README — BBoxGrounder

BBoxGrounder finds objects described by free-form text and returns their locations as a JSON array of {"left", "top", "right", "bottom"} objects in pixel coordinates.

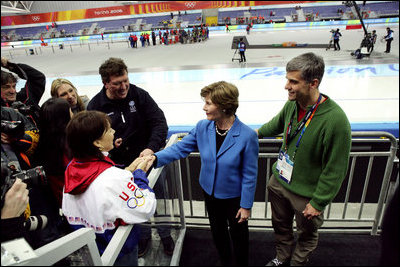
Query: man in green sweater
[{"left": 257, "top": 52, "right": 351, "bottom": 266}]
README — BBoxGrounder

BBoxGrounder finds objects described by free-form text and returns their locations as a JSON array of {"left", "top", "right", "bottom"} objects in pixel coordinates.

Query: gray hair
[{"left": 286, "top": 53, "right": 325, "bottom": 84}]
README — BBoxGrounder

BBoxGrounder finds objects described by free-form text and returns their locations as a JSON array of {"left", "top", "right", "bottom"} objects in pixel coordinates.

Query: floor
[{"left": 179, "top": 228, "right": 382, "bottom": 266}]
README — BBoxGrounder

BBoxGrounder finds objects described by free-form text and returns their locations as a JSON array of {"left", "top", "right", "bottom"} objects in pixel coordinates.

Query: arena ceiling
[{"left": 1, "top": 1, "right": 34, "bottom": 15}]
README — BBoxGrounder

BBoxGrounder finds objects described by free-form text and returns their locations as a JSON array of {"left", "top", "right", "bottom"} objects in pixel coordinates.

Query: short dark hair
[
  {"left": 200, "top": 81, "right": 239, "bottom": 116},
  {"left": 99, "top": 57, "right": 128, "bottom": 84},
  {"left": 66, "top": 110, "right": 111, "bottom": 159},
  {"left": 286, "top": 52, "right": 325, "bottom": 84},
  {"left": 1, "top": 70, "right": 17, "bottom": 86}
]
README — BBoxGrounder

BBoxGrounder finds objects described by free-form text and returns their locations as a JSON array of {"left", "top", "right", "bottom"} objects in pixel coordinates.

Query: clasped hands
[{"left": 124, "top": 148, "right": 156, "bottom": 173}]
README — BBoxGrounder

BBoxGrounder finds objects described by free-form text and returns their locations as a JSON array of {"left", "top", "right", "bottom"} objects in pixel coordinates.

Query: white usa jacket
[{"left": 62, "top": 156, "right": 156, "bottom": 257}]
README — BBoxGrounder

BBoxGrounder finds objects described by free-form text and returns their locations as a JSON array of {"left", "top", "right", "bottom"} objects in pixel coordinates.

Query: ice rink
[{"left": 2, "top": 23, "right": 399, "bottom": 136}]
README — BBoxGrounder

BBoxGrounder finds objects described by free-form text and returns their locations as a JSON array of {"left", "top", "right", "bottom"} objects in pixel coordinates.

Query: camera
[
  {"left": 10, "top": 101, "right": 34, "bottom": 116},
  {"left": 1, "top": 120, "right": 25, "bottom": 140},
  {"left": 1, "top": 162, "right": 47, "bottom": 206},
  {"left": 1, "top": 162, "right": 48, "bottom": 231}
]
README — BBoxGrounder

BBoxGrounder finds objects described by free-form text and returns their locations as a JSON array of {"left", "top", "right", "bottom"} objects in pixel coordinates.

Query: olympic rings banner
[{"left": 1, "top": 1, "right": 311, "bottom": 26}]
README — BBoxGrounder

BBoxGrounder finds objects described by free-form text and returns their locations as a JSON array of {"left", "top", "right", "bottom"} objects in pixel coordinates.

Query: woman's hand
[
  {"left": 125, "top": 156, "right": 154, "bottom": 173},
  {"left": 236, "top": 207, "right": 250, "bottom": 223}
]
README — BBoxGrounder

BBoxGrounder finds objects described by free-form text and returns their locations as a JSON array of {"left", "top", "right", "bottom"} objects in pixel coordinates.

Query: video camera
[{"left": 351, "top": 32, "right": 373, "bottom": 59}]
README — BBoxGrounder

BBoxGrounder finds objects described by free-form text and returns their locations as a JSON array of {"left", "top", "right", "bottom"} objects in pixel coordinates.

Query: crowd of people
[
  {"left": 0, "top": 51, "right": 397, "bottom": 267},
  {"left": 128, "top": 25, "right": 209, "bottom": 48}
]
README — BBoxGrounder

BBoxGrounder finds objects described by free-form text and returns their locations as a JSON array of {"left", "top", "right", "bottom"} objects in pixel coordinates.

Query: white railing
[{"left": 1, "top": 133, "right": 187, "bottom": 266}]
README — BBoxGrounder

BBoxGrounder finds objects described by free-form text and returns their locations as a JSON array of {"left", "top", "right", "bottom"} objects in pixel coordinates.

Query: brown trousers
[{"left": 267, "top": 175, "right": 324, "bottom": 266}]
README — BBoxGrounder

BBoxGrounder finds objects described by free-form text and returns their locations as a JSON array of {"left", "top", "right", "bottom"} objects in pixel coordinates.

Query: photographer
[
  {"left": 1, "top": 57, "right": 46, "bottom": 127},
  {"left": 1, "top": 106, "right": 39, "bottom": 165},
  {"left": 2, "top": 105, "right": 38, "bottom": 158},
  {"left": 2, "top": 107, "right": 60, "bottom": 249},
  {"left": 1, "top": 160, "right": 50, "bottom": 246},
  {"left": 1, "top": 177, "right": 29, "bottom": 242}
]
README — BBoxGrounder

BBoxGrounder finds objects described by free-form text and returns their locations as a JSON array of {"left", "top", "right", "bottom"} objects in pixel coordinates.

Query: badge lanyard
[{"left": 284, "top": 94, "right": 322, "bottom": 160}]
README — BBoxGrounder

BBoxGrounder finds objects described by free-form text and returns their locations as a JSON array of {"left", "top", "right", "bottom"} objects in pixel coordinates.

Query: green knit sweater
[{"left": 258, "top": 94, "right": 351, "bottom": 211}]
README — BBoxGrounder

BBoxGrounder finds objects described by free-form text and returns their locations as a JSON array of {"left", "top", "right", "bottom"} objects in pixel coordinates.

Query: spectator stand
[{"left": 1, "top": 2, "right": 398, "bottom": 44}]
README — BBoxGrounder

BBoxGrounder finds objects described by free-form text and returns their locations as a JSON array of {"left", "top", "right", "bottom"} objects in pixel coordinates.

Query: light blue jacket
[{"left": 154, "top": 117, "right": 259, "bottom": 209}]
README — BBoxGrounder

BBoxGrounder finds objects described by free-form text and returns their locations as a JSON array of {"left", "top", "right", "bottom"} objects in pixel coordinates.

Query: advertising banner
[{"left": 1, "top": 1, "right": 311, "bottom": 26}]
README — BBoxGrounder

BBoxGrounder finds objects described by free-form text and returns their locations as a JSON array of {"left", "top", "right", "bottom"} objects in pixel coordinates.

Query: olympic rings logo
[
  {"left": 126, "top": 189, "right": 146, "bottom": 209},
  {"left": 185, "top": 2, "right": 196, "bottom": 8},
  {"left": 127, "top": 196, "right": 145, "bottom": 209},
  {"left": 32, "top": 16, "right": 40, "bottom": 22}
]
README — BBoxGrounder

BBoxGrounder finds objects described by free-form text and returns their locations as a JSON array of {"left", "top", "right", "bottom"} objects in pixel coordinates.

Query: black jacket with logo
[
  {"left": 1, "top": 62, "right": 46, "bottom": 127},
  {"left": 87, "top": 84, "right": 168, "bottom": 166}
]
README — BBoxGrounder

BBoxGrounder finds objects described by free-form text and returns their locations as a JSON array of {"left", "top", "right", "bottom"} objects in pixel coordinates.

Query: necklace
[
  {"left": 215, "top": 117, "right": 235, "bottom": 136},
  {"left": 215, "top": 124, "right": 231, "bottom": 136}
]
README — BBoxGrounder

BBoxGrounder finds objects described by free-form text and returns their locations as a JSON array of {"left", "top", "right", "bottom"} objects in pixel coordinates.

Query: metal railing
[
  {"left": 2, "top": 39, "right": 131, "bottom": 59},
  {"left": 179, "top": 131, "right": 398, "bottom": 235}
]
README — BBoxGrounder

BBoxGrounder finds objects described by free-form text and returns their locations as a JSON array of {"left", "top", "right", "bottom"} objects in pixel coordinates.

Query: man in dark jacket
[
  {"left": 87, "top": 57, "right": 174, "bottom": 257},
  {"left": 333, "top": 28, "right": 342, "bottom": 51},
  {"left": 384, "top": 27, "right": 394, "bottom": 53},
  {"left": 238, "top": 38, "right": 247, "bottom": 63},
  {"left": 87, "top": 57, "right": 168, "bottom": 166},
  {"left": 1, "top": 57, "right": 46, "bottom": 127},
  {"left": 151, "top": 30, "right": 157, "bottom": 46}
]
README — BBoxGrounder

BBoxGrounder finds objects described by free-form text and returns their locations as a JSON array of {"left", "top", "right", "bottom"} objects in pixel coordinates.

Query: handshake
[{"left": 125, "top": 154, "right": 156, "bottom": 173}]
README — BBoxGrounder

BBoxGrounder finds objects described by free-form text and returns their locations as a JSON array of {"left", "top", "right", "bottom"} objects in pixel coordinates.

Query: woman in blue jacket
[{"left": 147, "top": 81, "right": 259, "bottom": 266}]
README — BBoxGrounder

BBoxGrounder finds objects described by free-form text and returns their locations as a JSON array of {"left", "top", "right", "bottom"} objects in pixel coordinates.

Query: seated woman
[
  {"left": 62, "top": 110, "right": 156, "bottom": 266},
  {"left": 50, "top": 78, "right": 89, "bottom": 113}
]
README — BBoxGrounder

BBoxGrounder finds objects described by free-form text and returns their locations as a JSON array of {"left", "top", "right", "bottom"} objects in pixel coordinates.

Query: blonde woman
[{"left": 50, "top": 78, "right": 89, "bottom": 113}]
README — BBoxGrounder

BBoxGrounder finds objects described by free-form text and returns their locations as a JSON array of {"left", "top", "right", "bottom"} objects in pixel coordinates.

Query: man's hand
[
  {"left": 114, "top": 138, "right": 122, "bottom": 148},
  {"left": 139, "top": 148, "right": 154, "bottom": 157},
  {"left": 302, "top": 203, "right": 322, "bottom": 220},
  {"left": 1, "top": 179, "right": 29, "bottom": 219}
]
